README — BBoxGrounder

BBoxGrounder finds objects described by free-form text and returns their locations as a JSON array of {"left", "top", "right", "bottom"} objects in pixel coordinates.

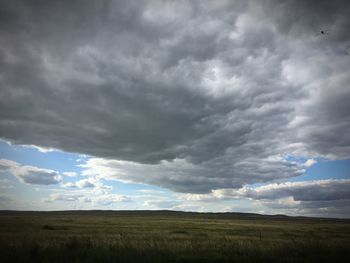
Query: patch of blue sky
[
  {"left": 283, "top": 154, "right": 349, "bottom": 181},
  {"left": 4, "top": 140, "right": 347, "bottom": 202},
  {"left": 294, "top": 159, "right": 350, "bottom": 181},
  {"left": 0, "top": 140, "right": 171, "bottom": 197},
  {"left": 281, "top": 154, "right": 349, "bottom": 181},
  {"left": 0, "top": 140, "right": 81, "bottom": 174},
  {"left": 243, "top": 156, "right": 350, "bottom": 188}
]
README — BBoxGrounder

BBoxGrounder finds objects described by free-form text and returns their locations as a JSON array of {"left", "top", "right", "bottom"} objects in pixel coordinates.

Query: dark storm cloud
[{"left": 0, "top": 1, "right": 349, "bottom": 192}]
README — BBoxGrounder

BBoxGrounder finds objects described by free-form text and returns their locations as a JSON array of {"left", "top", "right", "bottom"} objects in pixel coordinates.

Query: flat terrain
[{"left": 0, "top": 210, "right": 349, "bottom": 262}]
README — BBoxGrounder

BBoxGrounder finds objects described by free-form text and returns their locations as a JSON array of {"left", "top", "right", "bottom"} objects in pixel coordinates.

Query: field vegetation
[{"left": 0, "top": 210, "right": 349, "bottom": 262}]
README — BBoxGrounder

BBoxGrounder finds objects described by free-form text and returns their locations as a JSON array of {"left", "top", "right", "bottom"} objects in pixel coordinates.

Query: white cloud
[
  {"left": 63, "top": 178, "right": 96, "bottom": 189},
  {"left": 63, "top": 172, "right": 77, "bottom": 177},
  {"left": 27, "top": 145, "right": 57, "bottom": 153},
  {"left": 61, "top": 177, "right": 113, "bottom": 196},
  {"left": 304, "top": 159, "right": 317, "bottom": 167}
]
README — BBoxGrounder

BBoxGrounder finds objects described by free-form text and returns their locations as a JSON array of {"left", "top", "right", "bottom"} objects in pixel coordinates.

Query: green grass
[{"left": 0, "top": 211, "right": 349, "bottom": 262}]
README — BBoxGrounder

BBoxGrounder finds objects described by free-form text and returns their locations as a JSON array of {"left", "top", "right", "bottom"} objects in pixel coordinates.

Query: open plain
[{"left": 0, "top": 211, "right": 349, "bottom": 263}]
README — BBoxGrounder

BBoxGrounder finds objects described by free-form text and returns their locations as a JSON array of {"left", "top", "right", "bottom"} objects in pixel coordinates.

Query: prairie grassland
[{"left": 0, "top": 211, "right": 349, "bottom": 262}]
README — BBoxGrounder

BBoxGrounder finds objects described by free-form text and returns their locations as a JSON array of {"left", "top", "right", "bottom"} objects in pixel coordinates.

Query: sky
[{"left": 0, "top": 0, "right": 349, "bottom": 218}]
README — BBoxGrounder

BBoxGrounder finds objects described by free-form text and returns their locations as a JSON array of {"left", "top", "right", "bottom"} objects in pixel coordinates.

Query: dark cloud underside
[{"left": 0, "top": 0, "right": 349, "bottom": 192}]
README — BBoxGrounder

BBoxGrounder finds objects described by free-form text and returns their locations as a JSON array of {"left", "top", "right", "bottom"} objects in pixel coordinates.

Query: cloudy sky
[{"left": 0, "top": 0, "right": 349, "bottom": 218}]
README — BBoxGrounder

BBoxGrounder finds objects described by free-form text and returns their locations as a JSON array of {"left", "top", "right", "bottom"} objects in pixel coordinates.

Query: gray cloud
[
  {"left": 256, "top": 198, "right": 350, "bottom": 218},
  {"left": 49, "top": 193, "right": 85, "bottom": 202},
  {"left": 0, "top": 1, "right": 349, "bottom": 193},
  {"left": 80, "top": 157, "right": 305, "bottom": 193},
  {"left": 185, "top": 179, "right": 350, "bottom": 201},
  {"left": 183, "top": 179, "right": 350, "bottom": 217},
  {"left": 252, "top": 179, "right": 350, "bottom": 217},
  {"left": 244, "top": 179, "right": 350, "bottom": 201},
  {"left": 0, "top": 159, "right": 61, "bottom": 185}
]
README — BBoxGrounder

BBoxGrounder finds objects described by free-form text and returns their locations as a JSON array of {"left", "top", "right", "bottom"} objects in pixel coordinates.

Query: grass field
[{"left": 0, "top": 210, "right": 349, "bottom": 262}]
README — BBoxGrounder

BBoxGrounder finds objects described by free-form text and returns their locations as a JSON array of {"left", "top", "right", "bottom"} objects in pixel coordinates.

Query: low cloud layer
[
  {"left": 46, "top": 193, "right": 132, "bottom": 206},
  {"left": 79, "top": 157, "right": 306, "bottom": 193},
  {"left": 0, "top": 159, "right": 61, "bottom": 185},
  {"left": 243, "top": 179, "right": 350, "bottom": 201},
  {"left": 184, "top": 179, "right": 350, "bottom": 202},
  {"left": 0, "top": 1, "right": 349, "bottom": 193},
  {"left": 183, "top": 179, "right": 350, "bottom": 217}
]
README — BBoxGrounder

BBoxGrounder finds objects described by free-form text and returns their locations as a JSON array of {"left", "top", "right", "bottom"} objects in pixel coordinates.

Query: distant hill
[{"left": 0, "top": 210, "right": 349, "bottom": 222}]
